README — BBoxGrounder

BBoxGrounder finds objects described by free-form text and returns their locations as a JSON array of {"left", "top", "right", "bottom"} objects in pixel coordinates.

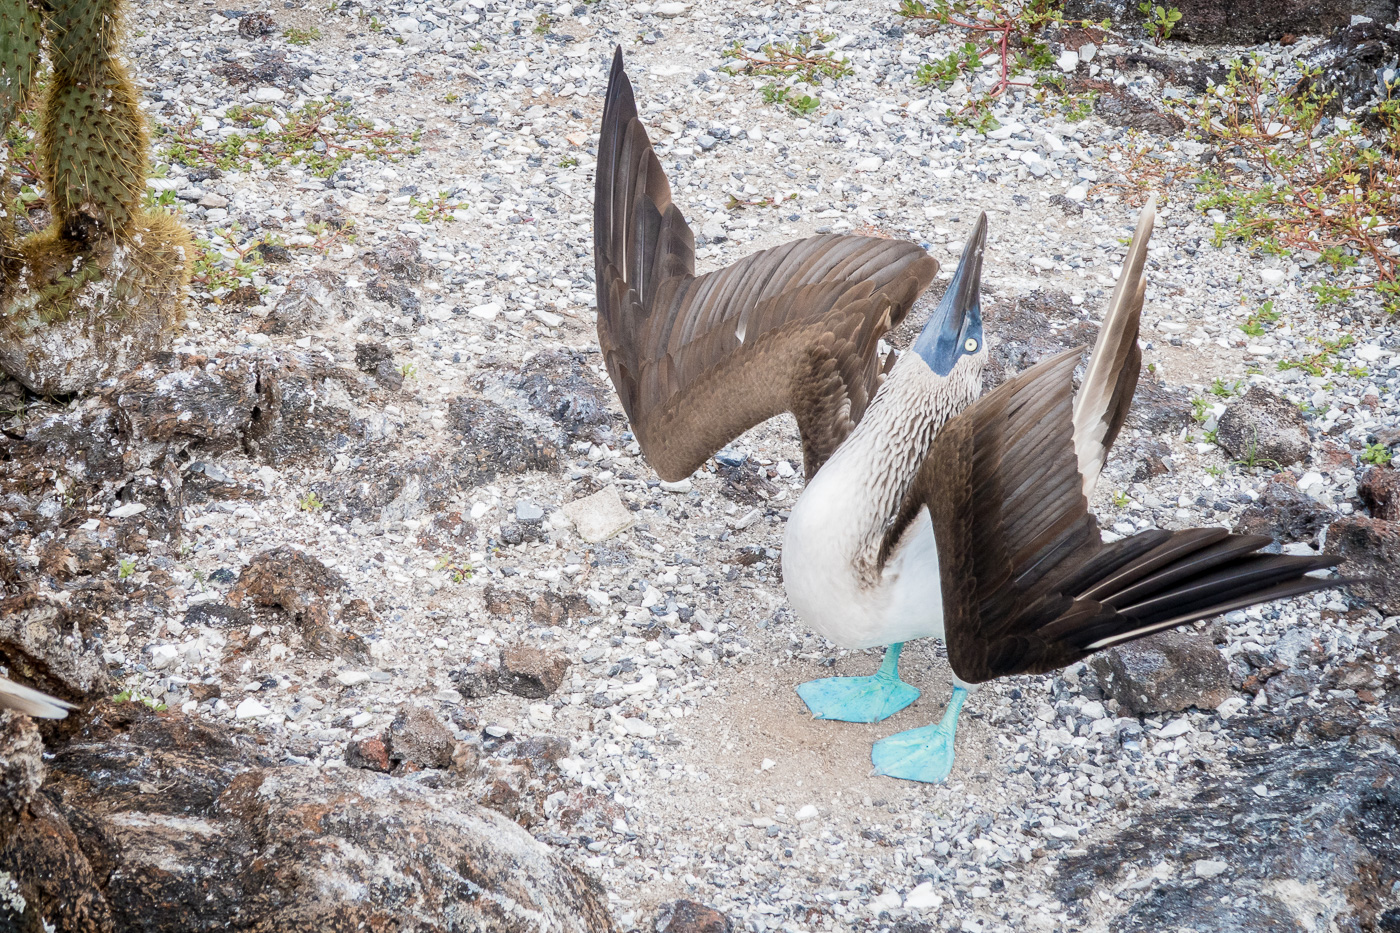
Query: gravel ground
[{"left": 55, "top": 0, "right": 1400, "bottom": 929}]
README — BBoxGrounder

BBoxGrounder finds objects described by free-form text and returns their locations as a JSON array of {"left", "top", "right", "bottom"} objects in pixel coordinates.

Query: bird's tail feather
[{"left": 1038, "top": 528, "right": 1345, "bottom": 652}]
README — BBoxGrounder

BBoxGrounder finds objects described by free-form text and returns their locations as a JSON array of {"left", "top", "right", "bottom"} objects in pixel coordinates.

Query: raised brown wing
[
  {"left": 594, "top": 48, "right": 937, "bottom": 481},
  {"left": 1072, "top": 198, "right": 1153, "bottom": 498},
  {"left": 925, "top": 348, "right": 1345, "bottom": 684}
]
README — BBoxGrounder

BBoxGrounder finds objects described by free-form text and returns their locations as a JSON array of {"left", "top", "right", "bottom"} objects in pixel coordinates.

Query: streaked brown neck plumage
[{"left": 808, "top": 349, "right": 984, "bottom": 585}]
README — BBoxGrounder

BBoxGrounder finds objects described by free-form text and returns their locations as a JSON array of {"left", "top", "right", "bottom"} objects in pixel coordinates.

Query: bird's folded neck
[{"left": 812, "top": 353, "right": 980, "bottom": 579}]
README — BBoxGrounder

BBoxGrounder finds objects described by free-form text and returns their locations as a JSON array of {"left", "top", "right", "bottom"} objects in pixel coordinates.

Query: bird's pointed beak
[{"left": 913, "top": 212, "right": 986, "bottom": 376}]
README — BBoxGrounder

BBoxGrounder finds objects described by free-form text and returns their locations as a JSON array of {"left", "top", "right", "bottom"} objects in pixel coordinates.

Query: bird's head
[{"left": 910, "top": 212, "right": 986, "bottom": 405}]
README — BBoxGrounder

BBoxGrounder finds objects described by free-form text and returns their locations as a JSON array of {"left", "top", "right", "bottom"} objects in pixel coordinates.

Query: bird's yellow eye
[{"left": 964, "top": 338, "right": 978, "bottom": 352}]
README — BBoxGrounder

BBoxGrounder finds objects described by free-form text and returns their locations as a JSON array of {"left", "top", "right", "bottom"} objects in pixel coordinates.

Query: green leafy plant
[
  {"left": 1209, "top": 377, "right": 1242, "bottom": 397},
  {"left": 558, "top": 154, "right": 579, "bottom": 168},
  {"left": 1112, "top": 490, "right": 1130, "bottom": 508},
  {"left": 1189, "top": 57, "right": 1400, "bottom": 314},
  {"left": 1362, "top": 443, "right": 1393, "bottom": 466},
  {"left": 1137, "top": 2, "right": 1182, "bottom": 40},
  {"left": 399, "top": 362, "right": 417, "bottom": 379},
  {"left": 1278, "top": 335, "right": 1358, "bottom": 377},
  {"left": 432, "top": 554, "right": 474, "bottom": 583},
  {"left": 283, "top": 26, "right": 320, "bottom": 45},
  {"left": 723, "top": 31, "right": 852, "bottom": 84},
  {"left": 1204, "top": 464, "right": 1225, "bottom": 477},
  {"left": 760, "top": 83, "right": 821, "bottom": 116},
  {"left": 1239, "top": 299, "right": 1280, "bottom": 337},
  {"left": 158, "top": 99, "right": 420, "bottom": 180},
  {"left": 117, "top": 557, "right": 136, "bottom": 580},
  {"left": 533, "top": 11, "right": 552, "bottom": 35},
  {"left": 112, "top": 688, "right": 166, "bottom": 711},
  {"left": 298, "top": 491, "right": 324, "bottom": 512},
  {"left": 410, "top": 190, "right": 463, "bottom": 224},
  {"left": 898, "top": 0, "right": 1103, "bottom": 119}
]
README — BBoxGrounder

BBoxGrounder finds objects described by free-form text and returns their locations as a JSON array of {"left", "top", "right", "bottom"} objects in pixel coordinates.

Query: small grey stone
[{"left": 516, "top": 501, "right": 545, "bottom": 524}]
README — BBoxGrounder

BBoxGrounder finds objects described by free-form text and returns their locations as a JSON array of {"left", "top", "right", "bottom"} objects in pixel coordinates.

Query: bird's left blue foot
[
  {"left": 796, "top": 644, "right": 918, "bottom": 724},
  {"left": 871, "top": 686, "right": 967, "bottom": 784}
]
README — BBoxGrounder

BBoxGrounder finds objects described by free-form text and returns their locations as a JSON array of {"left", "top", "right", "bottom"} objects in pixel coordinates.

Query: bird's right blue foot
[{"left": 796, "top": 643, "right": 919, "bottom": 724}]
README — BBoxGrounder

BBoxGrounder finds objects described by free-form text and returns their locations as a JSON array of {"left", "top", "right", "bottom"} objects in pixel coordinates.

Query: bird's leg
[
  {"left": 795, "top": 643, "right": 920, "bottom": 724},
  {"left": 870, "top": 684, "right": 969, "bottom": 784}
]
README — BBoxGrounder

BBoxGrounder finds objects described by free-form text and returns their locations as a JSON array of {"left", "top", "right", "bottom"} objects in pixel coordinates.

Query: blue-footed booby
[
  {"left": 594, "top": 48, "right": 1347, "bottom": 783},
  {"left": 0, "top": 675, "right": 74, "bottom": 718}
]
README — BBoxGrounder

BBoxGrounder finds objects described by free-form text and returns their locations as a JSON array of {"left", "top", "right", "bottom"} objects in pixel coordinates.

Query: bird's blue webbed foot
[
  {"left": 796, "top": 643, "right": 919, "bottom": 724},
  {"left": 871, "top": 685, "right": 968, "bottom": 784}
]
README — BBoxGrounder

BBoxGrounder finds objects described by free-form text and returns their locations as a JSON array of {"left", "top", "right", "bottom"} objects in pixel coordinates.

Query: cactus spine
[{"left": 0, "top": 0, "right": 191, "bottom": 394}]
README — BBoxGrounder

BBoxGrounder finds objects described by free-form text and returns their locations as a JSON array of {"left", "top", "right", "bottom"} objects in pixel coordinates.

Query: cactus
[{"left": 0, "top": 0, "right": 190, "bottom": 394}]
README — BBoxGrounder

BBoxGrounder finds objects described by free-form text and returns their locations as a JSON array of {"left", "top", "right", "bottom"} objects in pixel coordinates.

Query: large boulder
[
  {"left": 1233, "top": 474, "right": 1336, "bottom": 546},
  {"left": 1088, "top": 631, "right": 1231, "bottom": 716},
  {"left": 1216, "top": 386, "right": 1311, "bottom": 468},
  {"left": 1063, "top": 0, "right": 1400, "bottom": 44},
  {"left": 1056, "top": 708, "right": 1400, "bottom": 932},
  {"left": 0, "top": 704, "right": 616, "bottom": 932}
]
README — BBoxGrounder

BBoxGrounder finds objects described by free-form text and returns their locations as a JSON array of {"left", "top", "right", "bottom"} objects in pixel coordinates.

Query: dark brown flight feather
[
  {"left": 924, "top": 348, "right": 1346, "bottom": 684},
  {"left": 594, "top": 48, "right": 938, "bottom": 481}
]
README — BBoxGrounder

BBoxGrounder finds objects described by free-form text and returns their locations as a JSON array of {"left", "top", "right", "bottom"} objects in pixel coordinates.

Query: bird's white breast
[{"left": 782, "top": 455, "right": 945, "bottom": 651}]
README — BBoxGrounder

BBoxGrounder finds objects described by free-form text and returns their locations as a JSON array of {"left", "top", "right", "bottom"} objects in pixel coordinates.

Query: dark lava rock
[
  {"left": 1359, "top": 465, "right": 1400, "bottom": 521},
  {"left": 655, "top": 899, "right": 733, "bottom": 933},
  {"left": 451, "top": 659, "right": 501, "bottom": 699},
  {"left": 980, "top": 289, "right": 1094, "bottom": 390},
  {"left": 1233, "top": 474, "right": 1336, "bottom": 546},
  {"left": 1120, "top": 437, "right": 1172, "bottom": 483},
  {"left": 113, "top": 354, "right": 260, "bottom": 454},
  {"left": 500, "top": 646, "right": 570, "bottom": 699},
  {"left": 213, "top": 50, "right": 311, "bottom": 90},
  {"left": 1265, "top": 668, "right": 1318, "bottom": 704},
  {"left": 312, "top": 456, "right": 461, "bottom": 524},
  {"left": 1216, "top": 386, "right": 1310, "bottom": 467},
  {"left": 1064, "top": 0, "right": 1398, "bottom": 44},
  {"left": 1056, "top": 714, "right": 1400, "bottom": 932},
  {"left": 1125, "top": 380, "right": 1194, "bottom": 434},
  {"left": 0, "top": 704, "right": 616, "bottom": 931},
  {"left": 447, "top": 397, "right": 565, "bottom": 483},
  {"left": 484, "top": 586, "right": 591, "bottom": 626},
  {"left": 1088, "top": 631, "right": 1230, "bottom": 716},
  {"left": 237, "top": 10, "right": 275, "bottom": 37},
  {"left": 0, "top": 593, "right": 110, "bottom": 708},
  {"left": 244, "top": 351, "right": 369, "bottom": 468},
  {"left": 1297, "top": 21, "right": 1400, "bottom": 113},
  {"left": 228, "top": 547, "right": 372, "bottom": 660},
  {"left": 387, "top": 706, "right": 454, "bottom": 771},
  {"left": 0, "top": 712, "right": 43, "bottom": 845},
  {"left": 515, "top": 350, "right": 615, "bottom": 439},
  {"left": 345, "top": 735, "right": 391, "bottom": 772},
  {"left": 365, "top": 277, "right": 421, "bottom": 315},
  {"left": 354, "top": 341, "right": 404, "bottom": 390},
  {"left": 1048, "top": 193, "right": 1084, "bottom": 216},
  {"left": 364, "top": 235, "right": 426, "bottom": 283},
  {"left": 259, "top": 271, "right": 355, "bottom": 337},
  {"left": 1324, "top": 516, "right": 1400, "bottom": 615},
  {"left": 1084, "top": 78, "right": 1185, "bottom": 135}
]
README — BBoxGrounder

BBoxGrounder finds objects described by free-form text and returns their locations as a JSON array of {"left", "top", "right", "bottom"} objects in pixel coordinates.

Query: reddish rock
[
  {"left": 655, "top": 900, "right": 733, "bottom": 933},
  {"left": 1359, "top": 466, "right": 1400, "bottom": 521},
  {"left": 229, "top": 547, "right": 371, "bottom": 661},
  {"left": 500, "top": 646, "right": 570, "bottom": 699},
  {"left": 345, "top": 736, "right": 391, "bottom": 772},
  {"left": 3, "top": 704, "right": 615, "bottom": 931},
  {"left": 1325, "top": 516, "right": 1400, "bottom": 616}
]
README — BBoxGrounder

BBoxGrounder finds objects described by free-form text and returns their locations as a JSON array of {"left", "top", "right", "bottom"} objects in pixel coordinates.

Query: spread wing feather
[
  {"left": 1072, "top": 199, "right": 1154, "bottom": 499},
  {"left": 923, "top": 349, "right": 1346, "bottom": 683},
  {"left": 595, "top": 48, "right": 938, "bottom": 481},
  {"left": 0, "top": 675, "right": 74, "bottom": 719}
]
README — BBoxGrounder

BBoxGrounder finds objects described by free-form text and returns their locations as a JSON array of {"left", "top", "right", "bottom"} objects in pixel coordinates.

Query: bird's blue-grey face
[{"left": 912, "top": 212, "right": 986, "bottom": 377}]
